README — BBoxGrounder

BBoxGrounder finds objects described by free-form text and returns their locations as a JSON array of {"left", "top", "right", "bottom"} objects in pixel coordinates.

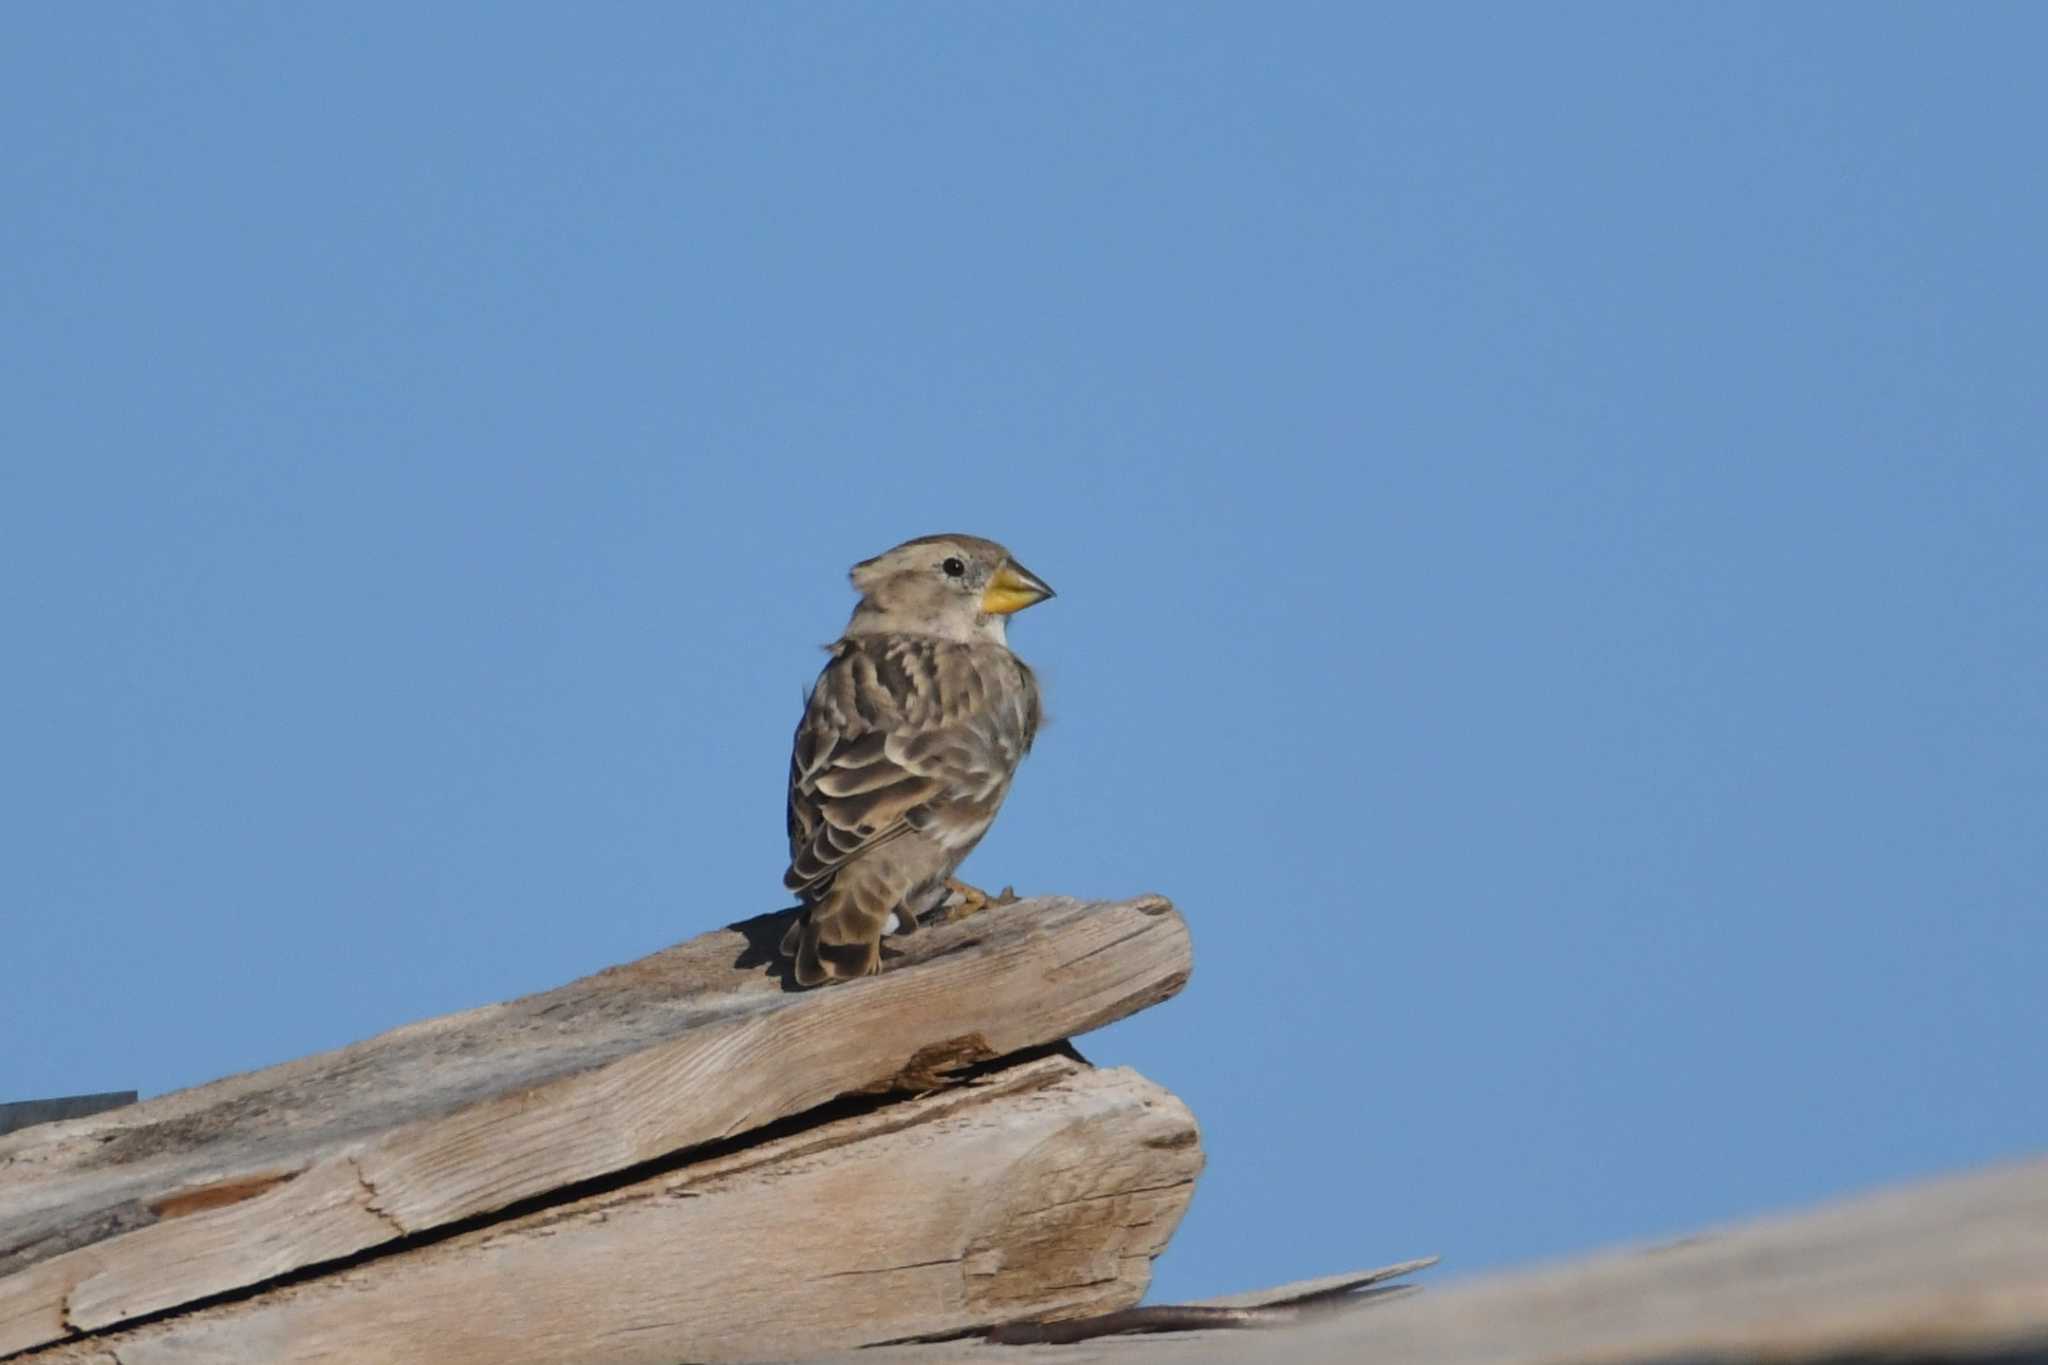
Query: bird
[{"left": 779, "top": 533, "right": 1055, "bottom": 986}]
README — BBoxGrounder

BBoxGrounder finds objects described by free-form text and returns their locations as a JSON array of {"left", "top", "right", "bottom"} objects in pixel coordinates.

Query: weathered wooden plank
[
  {"left": 0, "top": 894, "right": 1191, "bottom": 1356},
  {"left": 22, "top": 1056, "right": 1202, "bottom": 1365},
  {"left": 839, "top": 1156, "right": 2048, "bottom": 1365},
  {"left": 0, "top": 1098, "right": 136, "bottom": 1141}
]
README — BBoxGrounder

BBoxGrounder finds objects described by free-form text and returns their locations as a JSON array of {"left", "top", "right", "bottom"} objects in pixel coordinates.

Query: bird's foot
[{"left": 938, "top": 878, "right": 1020, "bottom": 923}]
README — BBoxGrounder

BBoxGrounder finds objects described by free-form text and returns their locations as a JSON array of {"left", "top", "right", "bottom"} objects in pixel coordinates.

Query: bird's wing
[{"left": 783, "top": 639, "right": 1034, "bottom": 895}]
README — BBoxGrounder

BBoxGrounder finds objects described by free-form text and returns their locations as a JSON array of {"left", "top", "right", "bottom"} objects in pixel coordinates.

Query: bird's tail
[{"left": 781, "top": 882, "right": 893, "bottom": 986}]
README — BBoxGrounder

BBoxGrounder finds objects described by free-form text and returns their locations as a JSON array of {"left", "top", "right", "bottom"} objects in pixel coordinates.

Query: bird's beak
[{"left": 980, "top": 561, "right": 1056, "bottom": 616}]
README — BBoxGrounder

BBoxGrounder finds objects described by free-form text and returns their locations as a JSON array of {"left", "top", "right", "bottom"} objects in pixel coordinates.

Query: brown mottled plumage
[{"left": 780, "top": 534, "right": 1053, "bottom": 986}]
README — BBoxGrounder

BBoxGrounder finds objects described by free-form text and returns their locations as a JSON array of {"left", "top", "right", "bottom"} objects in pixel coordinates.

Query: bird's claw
[{"left": 939, "top": 878, "right": 1020, "bottom": 922}]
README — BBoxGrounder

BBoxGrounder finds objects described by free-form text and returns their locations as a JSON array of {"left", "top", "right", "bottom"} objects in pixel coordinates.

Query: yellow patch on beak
[{"left": 980, "top": 561, "right": 1055, "bottom": 615}]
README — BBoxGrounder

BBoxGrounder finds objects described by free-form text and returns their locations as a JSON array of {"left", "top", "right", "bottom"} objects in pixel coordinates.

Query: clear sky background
[{"left": 5, "top": 3, "right": 2043, "bottom": 1303}]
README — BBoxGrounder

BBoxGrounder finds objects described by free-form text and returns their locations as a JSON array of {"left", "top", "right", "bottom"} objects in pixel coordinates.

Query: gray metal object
[{"left": 0, "top": 1091, "right": 137, "bottom": 1137}]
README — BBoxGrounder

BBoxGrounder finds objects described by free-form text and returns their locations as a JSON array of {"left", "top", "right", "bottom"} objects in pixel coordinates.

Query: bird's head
[{"left": 844, "top": 534, "right": 1055, "bottom": 643}]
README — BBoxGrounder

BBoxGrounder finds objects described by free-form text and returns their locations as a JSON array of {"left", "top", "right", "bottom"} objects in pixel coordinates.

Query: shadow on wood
[{"left": 726, "top": 904, "right": 803, "bottom": 988}]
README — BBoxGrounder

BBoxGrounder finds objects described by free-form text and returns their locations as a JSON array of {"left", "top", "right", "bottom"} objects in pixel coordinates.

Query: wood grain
[
  {"left": 0, "top": 894, "right": 1190, "bottom": 1356},
  {"left": 21, "top": 1057, "right": 1201, "bottom": 1365},
  {"left": 841, "top": 1156, "right": 2048, "bottom": 1365}
]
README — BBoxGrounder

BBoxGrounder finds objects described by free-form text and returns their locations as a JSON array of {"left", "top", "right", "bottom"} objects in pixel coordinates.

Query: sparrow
[{"left": 779, "top": 534, "right": 1055, "bottom": 986}]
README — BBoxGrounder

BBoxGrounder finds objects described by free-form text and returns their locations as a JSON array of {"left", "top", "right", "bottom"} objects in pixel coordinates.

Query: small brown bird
[{"left": 780, "top": 534, "right": 1055, "bottom": 986}]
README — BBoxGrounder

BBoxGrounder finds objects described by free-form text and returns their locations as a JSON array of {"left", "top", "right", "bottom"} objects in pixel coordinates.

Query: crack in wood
[
  {"left": 346, "top": 1159, "right": 406, "bottom": 1239},
  {"left": 1009, "top": 1179, "right": 1198, "bottom": 1221},
  {"left": 855, "top": 1035, "right": 999, "bottom": 1095},
  {"left": 813, "top": 1257, "right": 963, "bottom": 1281},
  {"left": 1054, "top": 923, "right": 1157, "bottom": 973}
]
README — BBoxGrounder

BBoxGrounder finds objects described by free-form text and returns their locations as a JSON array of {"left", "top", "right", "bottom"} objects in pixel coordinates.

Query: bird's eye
[{"left": 942, "top": 557, "right": 966, "bottom": 578}]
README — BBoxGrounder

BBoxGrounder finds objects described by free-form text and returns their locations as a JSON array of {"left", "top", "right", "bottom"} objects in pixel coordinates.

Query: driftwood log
[{"left": 0, "top": 895, "right": 1196, "bottom": 1363}]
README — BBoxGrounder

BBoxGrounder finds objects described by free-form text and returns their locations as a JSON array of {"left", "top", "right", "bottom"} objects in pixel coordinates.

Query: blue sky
[{"left": 4, "top": 3, "right": 2043, "bottom": 1303}]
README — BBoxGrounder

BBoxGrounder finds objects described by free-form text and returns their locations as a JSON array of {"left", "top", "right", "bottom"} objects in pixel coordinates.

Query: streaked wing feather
[{"left": 784, "top": 637, "right": 1040, "bottom": 895}]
